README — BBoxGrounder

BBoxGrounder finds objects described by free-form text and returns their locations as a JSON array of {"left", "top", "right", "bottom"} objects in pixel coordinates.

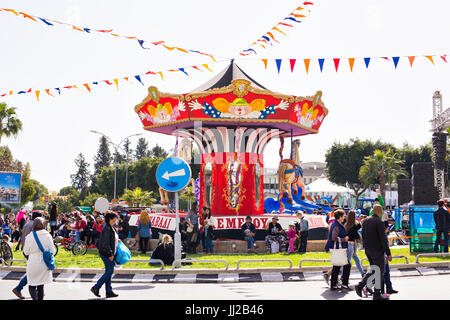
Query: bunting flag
[
  {"left": 304, "top": 59, "right": 310, "bottom": 74},
  {"left": 392, "top": 57, "right": 400, "bottom": 69},
  {"left": 275, "top": 59, "right": 282, "bottom": 73},
  {"left": 252, "top": 54, "right": 448, "bottom": 74},
  {"left": 289, "top": 59, "right": 296, "bottom": 72},
  {"left": 318, "top": 58, "right": 325, "bottom": 72},
  {"left": 333, "top": 58, "right": 340, "bottom": 72},
  {"left": 0, "top": 61, "right": 223, "bottom": 101},
  {"left": 238, "top": 1, "right": 314, "bottom": 56},
  {"left": 348, "top": 58, "right": 355, "bottom": 72},
  {"left": 0, "top": 8, "right": 217, "bottom": 61}
]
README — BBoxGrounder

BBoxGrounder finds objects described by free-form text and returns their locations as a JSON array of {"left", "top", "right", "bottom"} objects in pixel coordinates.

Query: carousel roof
[{"left": 135, "top": 60, "right": 328, "bottom": 137}]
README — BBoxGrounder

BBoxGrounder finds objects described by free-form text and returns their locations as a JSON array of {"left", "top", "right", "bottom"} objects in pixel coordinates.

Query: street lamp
[{"left": 90, "top": 130, "right": 142, "bottom": 200}]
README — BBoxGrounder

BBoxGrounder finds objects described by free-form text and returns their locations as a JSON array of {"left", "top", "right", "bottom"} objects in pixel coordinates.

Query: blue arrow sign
[{"left": 156, "top": 157, "right": 192, "bottom": 192}]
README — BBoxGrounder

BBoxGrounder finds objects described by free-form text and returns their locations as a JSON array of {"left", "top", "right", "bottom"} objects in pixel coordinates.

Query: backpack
[{"left": 33, "top": 232, "right": 55, "bottom": 271}]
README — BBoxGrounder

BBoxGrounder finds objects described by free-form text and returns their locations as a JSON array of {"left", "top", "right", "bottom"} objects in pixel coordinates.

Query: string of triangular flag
[
  {"left": 0, "top": 61, "right": 223, "bottom": 101},
  {"left": 238, "top": 1, "right": 314, "bottom": 57},
  {"left": 252, "top": 54, "right": 448, "bottom": 73},
  {"left": 0, "top": 8, "right": 218, "bottom": 61}
]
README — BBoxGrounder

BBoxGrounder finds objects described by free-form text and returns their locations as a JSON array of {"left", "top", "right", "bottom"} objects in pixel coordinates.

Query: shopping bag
[
  {"left": 329, "top": 238, "right": 348, "bottom": 266},
  {"left": 115, "top": 241, "right": 131, "bottom": 265}
]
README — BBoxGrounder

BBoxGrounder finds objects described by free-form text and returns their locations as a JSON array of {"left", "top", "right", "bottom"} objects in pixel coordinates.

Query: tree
[
  {"left": 30, "top": 179, "right": 48, "bottom": 202},
  {"left": 58, "top": 186, "right": 77, "bottom": 196},
  {"left": 135, "top": 138, "right": 150, "bottom": 160},
  {"left": 0, "top": 102, "right": 23, "bottom": 144},
  {"left": 122, "top": 187, "right": 156, "bottom": 207},
  {"left": 20, "top": 180, "right": 36, "bottom": 206},
  {"left": 325, "top": 139, "right": 395, "bottom": 202},
  {"left": 70, "top": 153, "right": 91, "bottom": 198},
  {"left": 79, "top": 192, "right": 107, "bottom": 207},
  {"left": 397, "top": 143, "right": 433, "bottom": 178},
  {"left": 123, "top": 138, "right": 133, "bottom": 162},
  {"left": 93, "top": 136, "right": 112, "bottom": 177},
  {"left": 151, "top": 144, "right": 168, "bottom": 158},
  {"left": 359, "top": 149, "right": 407, "bottom": 207}
]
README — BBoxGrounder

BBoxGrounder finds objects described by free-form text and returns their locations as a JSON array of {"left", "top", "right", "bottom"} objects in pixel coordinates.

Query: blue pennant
[
  {"left": 392, "top": 56, "right": 400, "bottom": 69},
  {"left": 135, "top": 75, "right": 144, "bottom": 85},
  {"left": 178, "top": 68, "right": 189, "bottom": 76},
  {"left": 83, "top": 28, "right": 91, "bottom": 33},
  {"left": 275, "top": 59, "right": 282, "bottom": 73},
  {"left": 37, "top": 17, "right": 53, "bottom": 26},
  {"left": 54, "top": 88, "right": 61, "bottom": 95},
  {"left": 318, "top": 58, "right": 325, "bottom": 72},
  {"left": 364, "top": 57, "right": 371, "bottom": 69},
  {"left": 284, "top": 17, "right": 302, "bottom": 23}
]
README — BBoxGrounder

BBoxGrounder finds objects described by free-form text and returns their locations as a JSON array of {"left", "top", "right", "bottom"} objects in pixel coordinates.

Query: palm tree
[
  {"left": 122, "top": 187, "right": 156, "bottom": 207},
  {"left": 359, "top": 149, "right": 407, "bottom": 207},
  {"left": 0, "top": 103, "right": 23, "bottom": 144}
]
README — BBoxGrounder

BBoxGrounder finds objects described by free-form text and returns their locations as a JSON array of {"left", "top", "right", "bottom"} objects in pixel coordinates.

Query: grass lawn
[{"left": 8, "top": 243, "right": 450, "bottom": 270}]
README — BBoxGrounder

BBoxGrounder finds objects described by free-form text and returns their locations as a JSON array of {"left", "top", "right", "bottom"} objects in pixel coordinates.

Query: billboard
[{"left": 0, "top": 172, "right": 21, "bottom": 204}]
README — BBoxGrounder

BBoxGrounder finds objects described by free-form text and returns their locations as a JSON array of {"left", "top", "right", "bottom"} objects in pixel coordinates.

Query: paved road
[{"left": 1, "top": 274, "right": 450, "bottom": 300}]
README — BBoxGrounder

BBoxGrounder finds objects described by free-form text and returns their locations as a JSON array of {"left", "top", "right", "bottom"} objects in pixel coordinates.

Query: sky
[{"left": 0, "top": 0, "right": 449, "bottom": 192}]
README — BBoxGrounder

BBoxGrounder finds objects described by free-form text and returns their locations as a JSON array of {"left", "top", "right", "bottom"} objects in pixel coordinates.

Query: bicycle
[
  {"left": 53, "top": 232, "right": 87, "bottom": 256},
  {"left": 0, "top": 238, "right": 13, "bottom": 266}
]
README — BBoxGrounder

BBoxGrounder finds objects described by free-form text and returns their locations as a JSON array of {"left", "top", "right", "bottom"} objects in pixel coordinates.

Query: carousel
[{"left": 134, "top": 61, "right": 331, "bottom": 240}]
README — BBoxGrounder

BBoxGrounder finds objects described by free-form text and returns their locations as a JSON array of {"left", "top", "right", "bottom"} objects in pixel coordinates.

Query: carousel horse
[{"left": 277, "top": 139, "right": 306, "bottom": 204}]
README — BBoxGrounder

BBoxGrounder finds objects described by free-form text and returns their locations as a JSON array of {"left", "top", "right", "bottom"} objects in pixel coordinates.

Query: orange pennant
[
  {"left": 408, "top": 56, "right": 415, "bottom": 67},
  {"left": 111, "top": 33, "right": 120, "bottom": 37},
  {"left": 290, "top": 13, "right": 307, "bottom": 18},
  {"left": 176, "top": 47, "right": 189, "bottom": 53},
  {"left": 3, "top": 9, "right": 19, "bottom": 16},
  {"left": 207, "top": 54, "right": 216, "bottom": 62},
  {"left": 425, "top": 56, "right": 434, "bottom": 64},
  {"left": 157, "top": 72, "right": 164, "bottom": 80},
  {"left": 266, "top": 32, "right": 279, "bottom": 43},
  {"left": 304, "top": 59, "right": 310, "bottom": 74},
  {"left": 202, "top": 64, "right": 213, "bottom": 72},
  {"left": 72, "top": 25, "right": 84, "bottom": 32},
  {"left": 113, "top": 79, "right": 119, "bottom": 90},
  {"left": 35, "top": 91, "right": 40, "bottom": 101},
  {"left": 163, "top": 45, "right": 176, "bottom": 51},
  {"left": 45, "top": 89, "right": 53, "bottom": 97},
  {"left": 272, "top": 27, "right": 287, "bottom": 36},
  {"left": 83, "top": 83, "right": 91, "bottom": 92},
  {"left": 124, "top": 77, "right": 129, "bottom": 81},
  {"left": 262, "top": 59, "right": 268, "bottom": 69},
  {"left": 19, "top": 12, "right": 36, "bottom": 21},
  {"left": 348, "top": 58, "right": 355, "bottom": 72}
]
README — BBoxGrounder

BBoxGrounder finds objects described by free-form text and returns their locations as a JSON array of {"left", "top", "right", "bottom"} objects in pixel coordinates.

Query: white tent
[{"left": 304, "top": 175, "right": 351, "bottom": 194}]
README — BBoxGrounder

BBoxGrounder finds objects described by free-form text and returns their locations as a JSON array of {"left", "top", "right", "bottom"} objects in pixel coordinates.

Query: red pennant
[
  {"left": 289, "top": 59, "right": 296, "bottom": 72},
  {"left": 441, "top": 55, "right": 448, "bottom": 63},
  {"left": 333, "top": 58, "right": 340, "bottom": 72}
]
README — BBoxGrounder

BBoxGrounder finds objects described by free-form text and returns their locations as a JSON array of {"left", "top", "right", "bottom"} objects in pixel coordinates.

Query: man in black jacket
[
  {"left": 355, "top": 204, "right": 392, "bottom": 300},
  {"left": 434, "top": 199, "right": 450, "bottom": 253}
]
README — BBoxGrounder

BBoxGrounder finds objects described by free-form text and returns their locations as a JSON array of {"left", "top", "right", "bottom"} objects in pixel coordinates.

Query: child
[{"left": 286, "top": 223, "right": 297, "bottom": 253}]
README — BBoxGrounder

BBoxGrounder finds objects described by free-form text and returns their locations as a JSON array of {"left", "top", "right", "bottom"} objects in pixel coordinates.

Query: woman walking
[
  {"left": 91, "top": 211, "right": 119, "bottom": 298},
  {"left": 344, "top": 210, "right": 365, "bottom": 276},
  {"left": 138, "top": 210, "right": 151, "bottom": 254},
  {"left": 324, "top": 209, "right": 352, "bottom": 291},
  {"left": 23, "top": 217, "right": 55, "bottom": 300}
]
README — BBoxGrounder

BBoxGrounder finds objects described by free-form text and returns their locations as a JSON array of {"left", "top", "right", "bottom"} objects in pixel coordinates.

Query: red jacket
[{"left": 75, "top": 220, "right": 87, "bottom": 231}]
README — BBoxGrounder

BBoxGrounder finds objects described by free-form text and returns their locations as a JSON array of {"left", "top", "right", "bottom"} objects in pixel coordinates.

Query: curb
[{"left": 1, "top": 265, "right": 449, "bottom": 284}]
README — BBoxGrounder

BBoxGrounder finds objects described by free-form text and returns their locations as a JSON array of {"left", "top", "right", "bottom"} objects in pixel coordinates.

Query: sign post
[{"left": 156, "top": 157, "right": 192, "bottom": 269}]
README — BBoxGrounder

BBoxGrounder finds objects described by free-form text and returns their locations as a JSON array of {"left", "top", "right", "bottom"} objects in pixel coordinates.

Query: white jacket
[{"left": 23, "top": 229, "right": 55, "bottom": 286}]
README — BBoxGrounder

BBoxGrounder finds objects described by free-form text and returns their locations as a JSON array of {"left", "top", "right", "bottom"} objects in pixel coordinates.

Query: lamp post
[{"left": 90, "top": 130, "right": 142, "bottom": 200}]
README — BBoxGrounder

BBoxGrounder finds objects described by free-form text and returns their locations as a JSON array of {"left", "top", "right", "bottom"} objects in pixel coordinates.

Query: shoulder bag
[
  {"left": 329, "top": 238, "right": 348, "bottom": 267},
  {"left": 33, "top": 231, "right": 55, "bottom": 271}
]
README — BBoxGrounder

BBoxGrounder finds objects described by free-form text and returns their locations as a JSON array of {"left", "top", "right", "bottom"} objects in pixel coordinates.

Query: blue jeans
[
  {"left": 245, "top": 236, "right": 255, "bottom": 250},
  {"left": 205, "top": 237, "right": 214, "bottom": 253},
  {"left": 15, "top": 254, "right": 28, "bottom": 292},
  {"left": 94, "top": 254, "right": 115, "bottom": 294},
  {"left": 75, "top": 231, "right": 81, "bottom": 242},
  {"left": 347, "top": 242, "right": 364, "bottom": 276},
  {"left": 384, "top": 262, "right": 393, "bottom": 292},
  {"left": 200, "top": 233, "right": 207, "bottom": 252}
]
